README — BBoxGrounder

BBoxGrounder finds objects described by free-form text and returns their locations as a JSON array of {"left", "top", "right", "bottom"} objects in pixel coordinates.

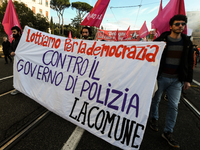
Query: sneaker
[
  {"left": 162, "top": 132, "right": 180, "bottom": 148},
  {"left": 11, "top": 90, "right": 20, "bottom": 95},
  {"left": 149, "top": 118, "right": 158, "bottom": 131}
]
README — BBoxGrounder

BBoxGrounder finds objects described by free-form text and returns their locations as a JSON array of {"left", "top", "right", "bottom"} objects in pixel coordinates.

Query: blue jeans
[{"left": 150, "top": 76, "right": 183, "bottom": 133}]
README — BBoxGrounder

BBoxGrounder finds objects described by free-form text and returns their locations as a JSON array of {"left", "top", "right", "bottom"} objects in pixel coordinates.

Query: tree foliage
[
  {"left": 71, "top": 2, "right": 93, "bottom": 38},
  {"left": 71, "top": 2, "right": 93, "bottom": 21},
  {"left": 71, "top": 15, "right": 81, "bottom": 27},
  {"left": 50, "top": 0, "right": 70, "bottom": 35},
  {"left": 34, "top": 13, "right": 50, "bottom": 32},
  {"left": 50, "top": 17, "right": 55, "bottom": 34},
  {"left": 0, "top": 0, "right": 49, "bottom": 33},
  {"left": 64, "top": 24, "right": 78, "bottom": 38}
]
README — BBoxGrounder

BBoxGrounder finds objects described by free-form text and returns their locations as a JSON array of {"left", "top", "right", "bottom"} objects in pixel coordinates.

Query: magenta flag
[
  {"left": 158, "top": 0, "right": 163, "bottom": 14},
  {"left": 80, "top": 0, "right": 110, "bottom": 28},
  {"left": 151, "top": 0, "right": 187, "bottom": 35},
  {"left": 152, "top": 0, "right": 163, "bottom": 40},
  {"left": 139, "top": 21, "right": 149, "bottom": 39},
  {"left": 2, "top": 0, "right": 22, "bottom": 42},
  {"left": 152, "top": 0, "right": 163, "bottom": 30},
  {"left": 68, "top": 31, "right": 72, "bottom": 39},
  {"left": 123, "top": 26, "right": 130, "bottom": 40}
]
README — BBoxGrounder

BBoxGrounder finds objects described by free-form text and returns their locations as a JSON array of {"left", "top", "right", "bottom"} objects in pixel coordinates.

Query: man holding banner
[
  {"left": 149, "top": 15, "right": 193, "bottom": 148},
  {"left": 13, "top": 25, "right": 166, "bottom": 150},
  {"left": 10, "top": 26, "right": 22, "bottom": 95}
]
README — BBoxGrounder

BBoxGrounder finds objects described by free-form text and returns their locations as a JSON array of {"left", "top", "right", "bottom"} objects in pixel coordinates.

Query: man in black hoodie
[
  {"left": 10, "top": 26, "right": 22, "bottom": 95},
  {"left": 149, "top": 15, "right": 193, "bottom": 148}
]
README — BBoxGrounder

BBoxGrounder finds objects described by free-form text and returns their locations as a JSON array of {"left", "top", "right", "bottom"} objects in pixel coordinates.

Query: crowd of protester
[{"left": 1, "top": 14, "right": 198, "bottom": 149}]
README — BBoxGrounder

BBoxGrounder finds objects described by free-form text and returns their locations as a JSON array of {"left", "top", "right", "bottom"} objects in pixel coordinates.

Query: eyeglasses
[
  {"left": 173, "top": 23, "right": 186, "bottom": 26},
  {"left": 82, "top": 32, "right": 88, "bottom": 34}
]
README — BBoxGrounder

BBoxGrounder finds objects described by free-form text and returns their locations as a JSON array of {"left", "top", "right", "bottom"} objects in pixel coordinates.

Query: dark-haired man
[
  {"left": 80, "top": 26, "right": 93, "bottom": 40},
  {"left": 149, "top": 15, "right": 193, "bottom": 148},
  {"left": 10, "top": 26, "right": 22, "bottom": 57},
  {"left": 10, "top": 26, "right": 22, "bottom": 95}
]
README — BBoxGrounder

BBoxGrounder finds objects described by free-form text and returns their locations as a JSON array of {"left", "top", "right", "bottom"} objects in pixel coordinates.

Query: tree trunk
[
  {"left": 78, "top": 10, "right": 82, "bottom": 39},
  {"left": 62, "top": 14, "right": 64, "bottom": 35},
  {"left": 57, "top": 12, "right": 61, "bottom": 35}
]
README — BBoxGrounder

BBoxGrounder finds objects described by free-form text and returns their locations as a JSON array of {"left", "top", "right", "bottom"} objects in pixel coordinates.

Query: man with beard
[
  {"left": 149, "top": 15, "right": 193, "bottom": 148},
  {"left": 10, "top": 26, "right": 21, "bottom": 57},
  {"left": 10, "top": 26, "right": 22, "bottom": 95},
  {"left": 81, "top": 26, "right": 93, "bottom": 40}
]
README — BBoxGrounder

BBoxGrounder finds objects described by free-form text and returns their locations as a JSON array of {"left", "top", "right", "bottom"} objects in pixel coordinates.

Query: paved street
[{"left": 0, "top": 57, "right": 200, "bottom": 150}]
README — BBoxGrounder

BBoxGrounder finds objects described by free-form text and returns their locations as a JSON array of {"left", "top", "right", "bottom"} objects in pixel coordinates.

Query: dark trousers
[
  {"left": 195, "top": 55, "right": 198, "bottom": 65},
  {"left": 4, "top": 54, "right": 12, "bottom": 63}
]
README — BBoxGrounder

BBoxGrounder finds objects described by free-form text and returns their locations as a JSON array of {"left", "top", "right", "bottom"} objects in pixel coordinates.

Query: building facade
[
  {"left": 187, "top": 11, "right": 200, "bottom": 46},
  {"left": 8, "top": 0, "right": 50, "bottom": 20}
]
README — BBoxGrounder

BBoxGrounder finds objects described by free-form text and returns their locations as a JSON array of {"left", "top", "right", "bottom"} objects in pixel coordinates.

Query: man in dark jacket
[
  {"left": 149, "top": 15, "right": 193, "bottom": 148},
  {"left": 2, "top": 37, "right": 12, "bottom": 64},
  {"left": 10, "top": 26, "right": 22, "bottom": 95},
  {"left": 10, "top": 26, "right": 21, "bottom": 57}
]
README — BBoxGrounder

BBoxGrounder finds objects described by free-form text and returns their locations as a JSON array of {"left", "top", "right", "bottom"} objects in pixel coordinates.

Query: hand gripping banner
[{"left": 14, "top": 26, "right": 165, "bottom": 150}]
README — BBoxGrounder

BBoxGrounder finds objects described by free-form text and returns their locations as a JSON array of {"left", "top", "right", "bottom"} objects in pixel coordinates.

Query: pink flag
[
  {"left": 152, "top": 0, "right": 163, "bottom": 40},
  {"left": 158, "top": 0, "right": 163, "bottom": 13},
  {"left": 68, "top": 31, "right": 72, "bottom": 39},
  {"left": 151, "top": 0, "right": 186, "bottom": 35},
  {"left": 123, "top": 26, "right": 130, "bottom": 40},
  {"left": 115, "top": 29, "right": 118, "bottom": 41},
  {"left": 80, "top": 0, "right": 110, "bottom": 28},
  {"left": 2, "top": 0, "right": 22, "bottom": 42},
  {"left": 139, "top": 21, "right": 149, "bottom": 39},
  {"left": 152, "top": 0, "right": 163, "bottom": 30}
]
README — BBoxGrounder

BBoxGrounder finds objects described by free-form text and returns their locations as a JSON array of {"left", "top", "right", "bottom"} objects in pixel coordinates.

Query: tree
[
  {"left": 34, "top": 13, "right": 49, "bottom": 32},
  {"left": 50, "top": 17, "right": 55, "bottom": 34},
  {"left": 71, "top": 2, "right": 93, "bottom": 22},
  {"left": 54, "top": 23, "right": 60, "bottom": 35},
  {"left": 50, "top": 0, "right": 70, "bottom": 35},
  {"left": 70, "top": 15, "right": 81, "bottom": 36},
  {"left": 63, "top": 24, "right": 77, "bottom": 38},
  {"left": 0, "top": 0, "right": 49, "bottom": 33},
  {"left": 71, "top": 2, "right": 93, "bottom": 38}
]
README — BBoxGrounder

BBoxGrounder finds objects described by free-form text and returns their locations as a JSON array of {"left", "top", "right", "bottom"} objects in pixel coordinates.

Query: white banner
[{"left": 14, "top": 26, "right": 165, "bottom": 150}]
